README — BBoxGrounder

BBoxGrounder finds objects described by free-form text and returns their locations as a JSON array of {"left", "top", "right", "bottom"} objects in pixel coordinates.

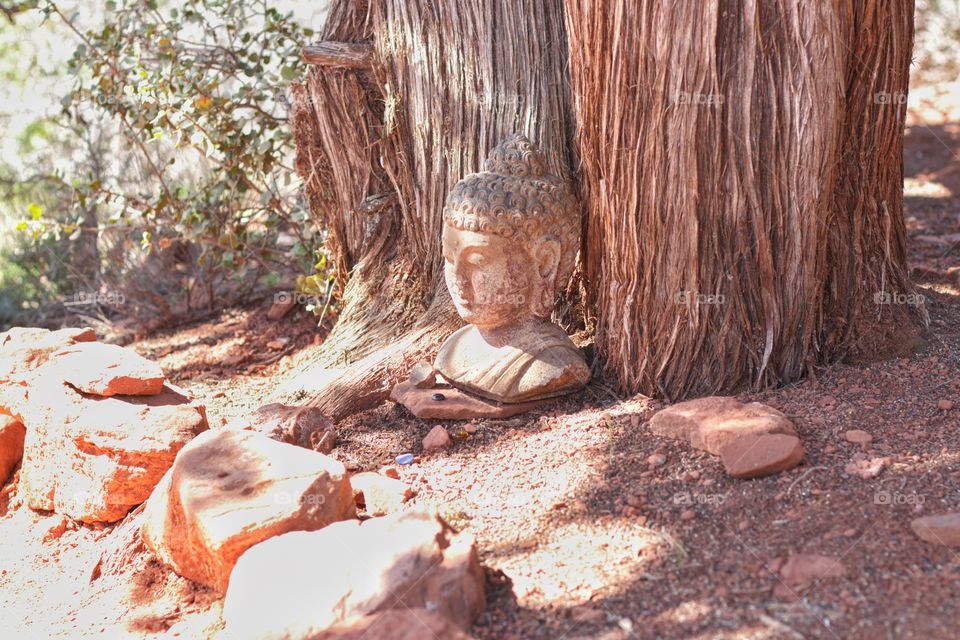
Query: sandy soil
[{"left": 2, "top": 89, "right": 960, "bottom": 640}]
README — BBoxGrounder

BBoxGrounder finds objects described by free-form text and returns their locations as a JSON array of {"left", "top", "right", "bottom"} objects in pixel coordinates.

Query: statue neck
[{"left": 476, "top": 317, "right": 551, "bottom": 348}]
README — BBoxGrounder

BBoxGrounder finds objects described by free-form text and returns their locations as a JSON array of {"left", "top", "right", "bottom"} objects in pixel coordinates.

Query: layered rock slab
[{"left": 142, "top": 428, "right": 355, "bottom": 592}]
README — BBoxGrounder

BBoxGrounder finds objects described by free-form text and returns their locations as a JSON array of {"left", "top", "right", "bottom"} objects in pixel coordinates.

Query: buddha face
[{"left": 442, "top": 223, "right": 559, "bottom": 329}]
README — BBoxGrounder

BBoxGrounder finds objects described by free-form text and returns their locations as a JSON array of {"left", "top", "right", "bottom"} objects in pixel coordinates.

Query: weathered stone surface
[
  {"left": 48, "top": 342, "right": 165, "bottom": 396},
  {"left": 223, "top": 510, "right": 486, "bottom": 640},
  {"left": 434, "top": 135, "right": 589, "bottom": 403},
  {"left": 649, "top": 396, "right": 797, "bottom": 455},
  {"left": 720, "top": 434, "right": 805, "bottom": 479},
  {"left": 351, "top": 472, "right": 413, "bottom": 516},
  {"left": 0, "top": 326, "right": 96, "bottom": 382},
  {"left": 142, "top": 428, "right": 355, "bottom": 592},
  {"left": 391, "top": 381, "right": 544, "bottom": 420},
  {"left": 17, "top": 381, "right": 207, "bottom": 523},
  {"left": 225, "top": 402, "right": 336, "bottom": 453},
  {"left": 0, "top": 415, "right": 25, "bottom": 484},
  {"left": 409, "top": 362, "right": 438, "bottom": 389},
  {"left": 911, "top": 513, "right": 960, "bottom": 546},
  {"left": 309, "top": 609, "right": 475, "bottom": 640}
]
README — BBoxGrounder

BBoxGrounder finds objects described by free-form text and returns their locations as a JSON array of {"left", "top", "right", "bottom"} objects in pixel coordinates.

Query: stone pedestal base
[{"left": 389, "top": 381, "right": 545, "bottom": 420}]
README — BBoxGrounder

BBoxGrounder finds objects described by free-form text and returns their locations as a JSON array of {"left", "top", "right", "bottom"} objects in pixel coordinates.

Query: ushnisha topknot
[
  {"left": 482, "top": 133, "right": 549, "bottom": 177},
  {"left": 442, "top": 134, "right": 580, "bottom": 295}
]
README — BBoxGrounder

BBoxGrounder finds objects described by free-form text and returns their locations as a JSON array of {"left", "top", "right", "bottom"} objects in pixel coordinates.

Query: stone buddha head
[
  {"left": 431, "top": 135, "right": 590, "bottom": 404},
  {"left": 441, "top": 134, "right": 580, "bottom": 332}
]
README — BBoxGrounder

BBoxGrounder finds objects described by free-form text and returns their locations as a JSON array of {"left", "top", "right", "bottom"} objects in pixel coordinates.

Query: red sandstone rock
[
  {"left": 911, "top": 512, "right": 960, "bottom": 546},
  {"left": 48, "top": 342, "right": 165, "bottom": 396},
  {"left": 310, "top": 609, "right": 471, "bottom": 640},
  {"left": 843, "top": 429, "right": 873, "bottom": 445},
  {"left": 226, "top": 402, "right": 336, "bottom": 453},
  {"left": 223, "top": 510, "right": 485, "bottom": 639},
  {"left": 649, "top": 396, "right": 797, "bottom": 455},
  {"left": 141, "top": 428, "right": 355, "bottom": 592},
  {"left": 351, "top": 471, "right": 414, "bottom": 516},
  {"left": 779, "top": 553, "right": 846, "bottom": 588},
  {"left": 720, "top": 433, "right": 805, "bottom": 479},
  {"left": 423, "top": 425, "right": 453, "bottom": 451},
  {"left": 0, "top": 326, "right": 96, "bottom": 382},
  {"left": 17, "top": 381, "right": 207, "bottom": 523},
  {"left": 311, "top": 609, "right": 475, "bottom": 640},
  {"left": 0, "top": 415, "right": 25, "bottom": 484},
  {"left": 409, "top": 362, "right": 438, "bottom": 389}
]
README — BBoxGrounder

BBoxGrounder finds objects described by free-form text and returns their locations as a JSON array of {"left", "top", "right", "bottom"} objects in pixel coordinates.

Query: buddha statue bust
[{"left": 433, "top": 134, "right": 590, "bottom": 404}]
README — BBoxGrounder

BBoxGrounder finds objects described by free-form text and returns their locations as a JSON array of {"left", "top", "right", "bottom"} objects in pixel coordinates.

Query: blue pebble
[{"left": 395, "top": 453, "right": 415, "bottom": 465}]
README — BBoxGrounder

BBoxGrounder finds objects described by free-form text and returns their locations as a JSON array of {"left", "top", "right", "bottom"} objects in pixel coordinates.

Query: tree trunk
[
  {"left": 564, "top": 0, "right": 925, "bottom": 400},
  {"left": 290, "top": 0, "right": 924, "bottom": 416},
  {"left": 286, "top": 0, "right": 575, "bottom": 418}
]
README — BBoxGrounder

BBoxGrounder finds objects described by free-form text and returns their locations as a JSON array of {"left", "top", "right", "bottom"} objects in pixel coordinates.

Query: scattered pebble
[
  {"left": 422, "top": 425, "right": 452, "bottom": 451},
  {"left": 911, "top": 512, "right": 960, "bottom": 546},
  {"left": 395, "top": 453, "right": 414, "bottom": 466},
  {"left": 844, "top": 455, "right": 888, "bottom": 479},
  {"left": 937, "top": 399, "right": 955, "bottom": 411},
  {"left": 843, "top": 430, "right": 873, "bottom": 444}
]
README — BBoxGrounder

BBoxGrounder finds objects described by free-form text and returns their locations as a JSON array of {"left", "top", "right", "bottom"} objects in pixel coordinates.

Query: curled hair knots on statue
[{"left": 482, "top": 133, "right": 549, "bottom": 178}]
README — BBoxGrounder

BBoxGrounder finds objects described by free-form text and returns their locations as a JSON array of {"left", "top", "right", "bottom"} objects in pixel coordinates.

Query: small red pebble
[
  {"left": 382, "top": 466, "right": 400, "bottom": 479},
  {"left": 680, "top": 509, "right": 696, "bottom": 521},
  {"left": 938, "top": 399, "right": 955, "bottom": 411},
  {"left": 646, "top": 453, "right": 666, "bottom": 467},
  {"left": 843, "top": 429, "right": 873, "bottom": 444}
]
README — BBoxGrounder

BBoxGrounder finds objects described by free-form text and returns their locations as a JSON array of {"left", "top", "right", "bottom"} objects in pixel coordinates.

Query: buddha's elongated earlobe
[{"left": 533, "top": 239, "right": 561, "bottom": 317}]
